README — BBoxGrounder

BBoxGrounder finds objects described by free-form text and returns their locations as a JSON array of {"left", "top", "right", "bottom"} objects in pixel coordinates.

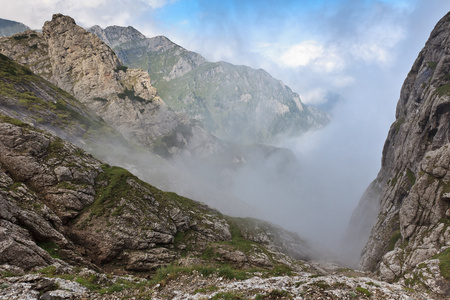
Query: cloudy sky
[{"left": 2, "top": 0, "right": 450, "bottom": 255}]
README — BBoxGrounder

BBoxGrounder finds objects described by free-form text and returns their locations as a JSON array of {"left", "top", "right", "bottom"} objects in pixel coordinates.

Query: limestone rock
[
  {"left": 349, "top": 12, "right": 450, "bottom": 290},
  {"left": 0, "top": 14, "right": 226, "bottom": 159}
]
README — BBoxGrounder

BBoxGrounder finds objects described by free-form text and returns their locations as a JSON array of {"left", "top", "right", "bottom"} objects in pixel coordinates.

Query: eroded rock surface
[{"left": 349, "top": 12, "right": 450, "bottom": 290}]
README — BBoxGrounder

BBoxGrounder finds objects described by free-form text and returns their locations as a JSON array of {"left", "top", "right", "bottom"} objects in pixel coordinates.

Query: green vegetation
[
  {"left": 91, "top": 164, "right": 132, "bottom": 216},
  {"left": 36, "top": 266, "right": 149, "bottom": 295},
  {"left": 434, "top": 247, "right": 450, "bottom": 280},
  {"left": 194, "top": 285, "right": 219, "bottom": 294},
  {"left": 356, "top": 286, "right": 371, "bottom": 296},
  {"left": 406, "top": 169, "right": 416, "bottom": 186},
  {"left": 388, "top": 230, "right": 402, "bottom": 251},
  {"left": 37, "top": 241, "right": 61, "bottom": 259},
  {"left": 435, "top": 83, "right": 450, "bottom": 97},
  {"left": 310, "top": 280, "right": 330, "bottom": 289},
  {"left": 13, "top": 34, "right": 28, "bottom": 40},
  {"left": 211, "top": 291, "right": 244, "bottom": 299},
  {"left": 255, "top": 289, "right": 292, "bottom": 299},
  {"left": 148, "top": 264, "right": 253, "bottom": 288},
  {"left": 427, "top": 61, "right": 438, "bottom": 70},
  {"left": 114, "top": 65, "right": 128, "bottom": 72}
]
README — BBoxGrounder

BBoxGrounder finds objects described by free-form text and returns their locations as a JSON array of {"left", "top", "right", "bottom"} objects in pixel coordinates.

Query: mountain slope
[
  {"left": 0, "top": 14, "right": 225, "bottom": 159},
  {"left": 349, "top": 12, "right": 450, "bottom": 293},
  {"left": 89, "top": 25, "right": 329, "bottom": 143},
  {"left": 0, "top": 18, "right": 30, "bottom": 37}
]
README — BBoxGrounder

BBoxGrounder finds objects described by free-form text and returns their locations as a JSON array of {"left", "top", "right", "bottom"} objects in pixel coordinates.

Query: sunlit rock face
[
  {"left": 349, "top": 11, "right": 450, "bottom": 285},
  {"left": 0, "top": 14, "right": 225, "bottom": 159}
]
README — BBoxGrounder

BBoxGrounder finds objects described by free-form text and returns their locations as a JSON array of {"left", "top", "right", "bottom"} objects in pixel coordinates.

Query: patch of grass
[
  {"left": 256, "top": 289, "right": 292, "bottom": 299},
  {"left": 194, "top": 285, "right": 219, "bottom": 294},
  {"left": 0, "top": 115, "right": 28, "bottom": 127},
  {"left": 211, "top": 291, "right": 243, "bottom": 299},
  {"left": 0, "top": 283, "right": 8, "bottom": 289},
  {"left": 406, "top": 169, "right": 416, "bottom": 186},
  {"left": 91, "top": 164, "right": 133, "bottom": 216},
  {"left": 356, "top": 286, "right": 371, "bottom": 296},
  {"left": 427, "top": 62, "right": 438, "bottom": 70},
  {"left": 310, "top": 280, "right": 330, "bottom": 289},
  {"left": 433, "top": 247, "right": 450, "bottom": 280},
  {"left": 0, "top": 270, "right": 16, "bottom": 278},
  {"left": 75, "top": 274, "right": 100, "bottom": 291},
  {"left": 37, "top": 241, "right": 61, "bottom": 259},
  {"left": 388, "top": 230, "right": 402, "bottom": 251},
  {"left": 435, "top": 83, "right": 450, "bottom": 97},
  {"left": 37, "top": 266, "right": 57, "bottom": 276}
]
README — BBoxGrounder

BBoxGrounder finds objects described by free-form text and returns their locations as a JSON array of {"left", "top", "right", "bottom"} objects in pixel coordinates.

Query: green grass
[
  {"left": 388, "top": 230, "right": 402, "bottom": 251},
  {"left": 37, "top": 241, "right": 61, "bottom": 259},
  {"left": 211, "top": 291, "right": 244, "bottom": 299},
  {"left": 427, "top": 61, "right": 438, "bottom": 70},
  {"left": 434, "top": 247, "right": 450, "bottom": 280},
  {"left": 435, "top": 83, "right": 450, "bottom": 97},
  {"left": 406, "top": 169, "right": 416, "bottom": 186},
  {"left": 356, "top": 286, "right": 371, "bottom": 296}
]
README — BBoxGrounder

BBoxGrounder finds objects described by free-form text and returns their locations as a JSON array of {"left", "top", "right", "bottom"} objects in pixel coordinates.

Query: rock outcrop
[
  {"left": 89, "top": 25, "right": 329, "bottom": 144},
  {"left": 0, "top": 117, "right": 311, "bottom": 275},
  {"left": 349, "top": 12, "right": 450, "bottom": 288},
  {"left": 0, "top": 14, "right": 224, "bottom": 159}
]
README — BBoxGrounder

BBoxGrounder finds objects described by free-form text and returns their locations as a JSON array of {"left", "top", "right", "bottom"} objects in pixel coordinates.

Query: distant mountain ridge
[
  {"left": 0, "top": 18, "right": 30, "bottom": 37},
  {"left": 89, "top": 25, "right": 329, "bottom": 143}
]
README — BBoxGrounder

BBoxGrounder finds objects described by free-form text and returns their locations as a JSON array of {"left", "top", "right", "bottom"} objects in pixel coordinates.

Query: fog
[{"left": 4, "top": 0, "right": 450, "bottom": 265}]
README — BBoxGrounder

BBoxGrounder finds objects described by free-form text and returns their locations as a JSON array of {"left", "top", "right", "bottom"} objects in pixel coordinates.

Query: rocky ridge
[
  {"left": 89, "top": 25, "right": 329, "bottom": 144},
  {"left": 0, "top": 14, "right": 224, "bottom": 159},
  {"left": 349, "top": 11, "right": 450, "bottom": 292}
]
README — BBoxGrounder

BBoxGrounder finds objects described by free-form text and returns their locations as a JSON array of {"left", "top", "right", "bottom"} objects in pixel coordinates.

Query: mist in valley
[{"left": 5, "top": 0, "right": 450, "bottom": 266}]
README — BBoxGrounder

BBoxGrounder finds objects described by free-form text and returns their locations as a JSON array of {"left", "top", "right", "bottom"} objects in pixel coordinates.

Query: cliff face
[
  {"left": 89, "top": 25, "right": 329, "bottom": 144},
  {"left": 0, "top": 14, "right": 224, "bottom": 159},
  {"left": 350, "top": 12, "right": 450, "bottom": 288}
]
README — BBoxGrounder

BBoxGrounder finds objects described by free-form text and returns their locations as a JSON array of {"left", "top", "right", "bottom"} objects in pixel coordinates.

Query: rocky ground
[{"left": 0, "top": 260, "right": 438, "bottom": 299}]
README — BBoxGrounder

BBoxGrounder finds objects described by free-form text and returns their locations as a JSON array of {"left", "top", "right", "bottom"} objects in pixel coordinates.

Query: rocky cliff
[
  {"left": 89, "top": 25, "right": 329, "bottom": 144},
  {"left": 349, "top": 12, "right": 450, "bottom": 293},
  {"left": 0, "top": 14, "right": 224, "bottom": 159}
]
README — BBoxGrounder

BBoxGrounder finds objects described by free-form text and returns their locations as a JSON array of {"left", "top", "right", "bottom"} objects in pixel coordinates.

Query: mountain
[
  {"left": 349, "top": 12, "right": 450, "bottom": 294},
  {"left": 89, "top": 25, "right": 329, "bottom": 144},
  {"left": 0, "top": 18, "right": 30, "bottom": 37},
  {"left": 0, "top": 14, "right": 224, "bottom": 159}
]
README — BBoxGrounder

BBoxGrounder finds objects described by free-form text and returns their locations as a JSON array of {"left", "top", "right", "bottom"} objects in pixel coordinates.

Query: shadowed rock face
[
  {"left": 349, "top": 12, "right": 450, "bottom": 283},
  {"left": 0, "top": 14, "right": 225, "bottom": 159}
]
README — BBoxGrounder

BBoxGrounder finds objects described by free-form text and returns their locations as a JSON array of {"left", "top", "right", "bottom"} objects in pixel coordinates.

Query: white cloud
[
  {"left": 279, "top": 41, "right": 345, "bottom": 74},
  {"left": 299, "top": 88, "right": 328, "bottom": 105},
  {"left": 0, "top": 0, "right": 172, "bottom": 29},
  {"left": 280, "top": 41, "right": 324, "bottom": 67}
]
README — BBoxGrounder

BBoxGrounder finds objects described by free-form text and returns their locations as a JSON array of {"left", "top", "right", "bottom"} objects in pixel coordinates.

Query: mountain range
[
  {"left": 88, "top": 25, "right": 329, "bottom": 144},
  {"left": 0, "top": 12, "right": 449, "bottom": 299}
]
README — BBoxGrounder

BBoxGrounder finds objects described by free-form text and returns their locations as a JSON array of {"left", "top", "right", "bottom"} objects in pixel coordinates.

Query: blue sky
[{"left": 2, "top": 0, "right": 450, "bottom": 249}]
